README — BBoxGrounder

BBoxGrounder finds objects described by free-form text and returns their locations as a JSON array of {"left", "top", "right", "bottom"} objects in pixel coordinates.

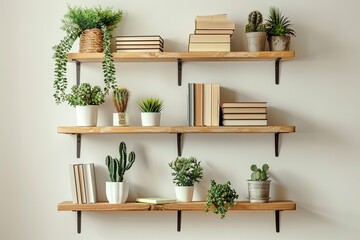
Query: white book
[
  {"left": 84, "top": 163, "right": 97, "bottom": 203},
  {"left": 69, "top": 165, "right": 78, "bottom": 204},
  {"left": 204, "top": 84, "right": 212, "bottom": 126}
]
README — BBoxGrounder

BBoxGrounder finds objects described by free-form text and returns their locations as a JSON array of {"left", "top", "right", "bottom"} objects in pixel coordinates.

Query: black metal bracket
[
  {"left": 177, "top": 59, "right": 182, "bottom": 86},
  {"left": 275, "top": 133, "right": 280, "bottom": 157},
  {"left": 275, "top": 210, "right": 282, "bottom": 232},
  {"left": 76, "top": 134, "right": 81, "bottom": 159},
  {"left": 177, "top": 210, "right": 182, "bottom": 232},
  {"left": 177, "top": 133, "right": 182, "bottom": 156},
  {"left": 275, "top": 58, "right": 281, "bottom": 85},
  {"left": 76, "top": 211, "right": 82, "bottom": 234},
  {"left": 76, "top": 61, "right": 81, "bottom": 86}
]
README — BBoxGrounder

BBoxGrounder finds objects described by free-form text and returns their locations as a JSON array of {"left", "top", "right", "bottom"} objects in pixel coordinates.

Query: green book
[{"left": 136, "top": 198, "right": 177, "bottom": 204}]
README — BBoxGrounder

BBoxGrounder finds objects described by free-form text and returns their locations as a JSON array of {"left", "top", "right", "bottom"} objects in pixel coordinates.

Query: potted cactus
[
  {"left": 205, "top": 180, "right": 238, "bottom": 219},
  {"left": 245, "top": 10, "right": 266, "bottom": 51},
  {"left": 247, "top": 164, "right": 270, "bottom": 203},
  {"left": 112, "top": 87, "right": 129, "bottom": 126},
  {"left": 105, "top": 141, "right": 136, "bottom": 204},
  {"left": 168, "top": 156, "right": 203, "bottom": 202},
  {"left": 265, "top": 7, "right": 296, "bottom": 51},
  {"left": 138, "top": 97, "right": 164, "bottom": 126}
]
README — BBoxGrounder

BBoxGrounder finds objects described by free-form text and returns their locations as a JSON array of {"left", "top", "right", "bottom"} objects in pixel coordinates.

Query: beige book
[
  {"left": 117, "top": 49, "right": 163, "bottom": 52},
  {"left": 222, "top": 113, "right": 267, "bottom": 120},
  {"left": 189, "top": 34, "right": 230, "bottom": 43},
  {"left": 195, "top": 14, "right": 228, "bottom": 21},
  {"left": 203, "top": 84, "right": 212, "bottom": 126},
  {"left": 195, "top": 29, "right": 234, "bottom": 35},
  {"left": 194, "top": 83, "right": 204, "bottom": 126},
  {"left": 222, "top": 107, "right": 267, "bottom": 114},
  {"left": 78, "top": 164, "right": 87, "bottom": 204},
  {"left": 189, "top": 43, "right": 230, "bottom": 52},
  {"left": 222, "top": 102, "right": 267, "bottom": 108},
  {"left": 222, "top": 119, "right": 268, "bottom": 126},
  {"left": 195, "top": 20, "right": 235, "bottom": 30},
  {"left": 73, "top": 165, "right": 81, "bottom": 204},
  {"left": 211, "top": 83, "right": 220, "bottom": 126}
]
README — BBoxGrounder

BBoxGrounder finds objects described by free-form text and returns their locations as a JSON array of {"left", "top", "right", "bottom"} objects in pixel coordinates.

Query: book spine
[
  {"left": 78, "top": 164, "right": 87, "bottom": 204},
  {"left": 84, "top": 163, "right": 97, "bottom": 203},
  {"left": 69, "top": 165, "right": 78, "bottom": 204}
]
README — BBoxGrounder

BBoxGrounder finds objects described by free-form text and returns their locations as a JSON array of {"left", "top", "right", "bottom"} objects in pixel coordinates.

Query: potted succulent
[
  {"left": 168, "top": 156, "right": 203, "bottom": 202},
  {"left": 105, "top": 141, "right": 136, "bottom": 204},
  {"left": 138, "top": 97, "right": 164, "bottom": 126},
  {"left": 205, "top": 180, "right": 238, "bottom": 219},
  {"left": 245, "top": 10, "right": 266, "bottom": 51},
  {"left": 65, "top": 83, "right": 105, "bottom": 126},
  {"left": 247, "top": 164, "right": 270, "bottom": 203},
  {"left": 265, "top": 7, "right": 296, "bottom": 51},
  {"left": 112, "top": 87, "right": 129, "bottom": 126},
  {"left": 53, "top": 5, "right": 123, "bottom": 104}
]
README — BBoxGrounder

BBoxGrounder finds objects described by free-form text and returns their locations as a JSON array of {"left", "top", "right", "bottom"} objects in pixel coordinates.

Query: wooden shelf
[{"left": 58, "top": 200, "right": 295, "bottom": 233}]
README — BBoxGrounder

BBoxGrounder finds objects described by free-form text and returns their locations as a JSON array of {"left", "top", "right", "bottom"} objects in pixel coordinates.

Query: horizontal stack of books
[
  {"left": 69, "top": 163, "right": 97, "bottom": 204},
  {"left": 221, "top": 102, "right": 268, "bottom": 126},
  {"left": 189, "top": 14, "right": 235, "bottom": 52},
  {"left": 116, "top": 35, "right": 164, "bottom": 52},
  {"left": 188, "top": 83, "right": 220, "bottom": 126}
]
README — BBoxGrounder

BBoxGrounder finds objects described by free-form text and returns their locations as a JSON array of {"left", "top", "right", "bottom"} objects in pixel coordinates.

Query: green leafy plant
[
  {"left": 105, "top": 142, "right": 136, "bottom": 182},
  {"left": 245, "top": 10, "right": 265, "bottom": 32},
  {"left": 113, "top": 87, "right": 129, "bottom": 112},
  {"left": 168, "top": 157, "right": 203, "bottom": 186},
  {"left": 265, "top": 7, "right": 296, "bottom": 37},
  {"left": 53, "top": 5, "right": 123, "bottom": 104},
  {"left": 65, "top": 83, "right": 105, "bottom": 106},
  {"left": 205, "top": 180, "right": 239, "bottom": 219},
  {"left": 250, "top": 164, "right": 270, "bottom": 181},
  {"left": 138, "top": 97, "right": 164, "bottom": 112}
]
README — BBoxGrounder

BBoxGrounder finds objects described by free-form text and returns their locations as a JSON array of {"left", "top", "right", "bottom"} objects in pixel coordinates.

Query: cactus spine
[
  {"left": 113, "top": 87, "right": 129, "bottom": 113},
  {"left": 245, "top": 10, "right": 265, "bottom": 32},
  {"left": 106, "top": 141, "right": 136, "bottom": 182},
  {"left": 250, "top": 164, "right": 269, "bottom": 181}
]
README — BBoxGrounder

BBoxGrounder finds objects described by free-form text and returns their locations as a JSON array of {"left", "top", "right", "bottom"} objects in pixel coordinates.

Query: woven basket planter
[{"left": 79, "top": 28, "right": 103, "bottom": 53}]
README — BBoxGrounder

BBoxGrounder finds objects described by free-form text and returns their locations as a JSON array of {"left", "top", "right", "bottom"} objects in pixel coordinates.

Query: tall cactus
[
  {"left": 245, "top": 10, "right": 265, "bottom": 32},
  {"left": 113, "top": 87, "right": 129, "bottom": 112},
  {"left": 105, "top": 141, "right": 136, "bottom": 182}
]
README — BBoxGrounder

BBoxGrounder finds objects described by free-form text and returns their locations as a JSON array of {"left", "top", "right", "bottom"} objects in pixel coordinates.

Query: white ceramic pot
[
  {"left": 113, "top": 112, "right": 129, "bottom": 126},
  {"left": 245, "top": 32, "right": 266, "bottom": 51},
  {"left": 106, "top": 181, "right": 129, "bottom": 204},
  {"left": 76, "top": 105, "right": 99, "bottom": 126},
  {"left": 247, "top": 180, "right": 271, "bottom": 203},
  {"left": 268, "top": 35, "right": 291, "bottom": 51},
  {"left": 141, "top": 112, "right": 161, "bottom": 126},
  {"left": 175, "top": 186, "right": 194, "bottom": 202}
]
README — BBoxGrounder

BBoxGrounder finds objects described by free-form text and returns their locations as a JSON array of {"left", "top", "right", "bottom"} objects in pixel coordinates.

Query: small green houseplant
[
  {"left": 53, "top": 5, "right": 123, "bottom": 104},
  {"left": 248, "top": 164, "right": 271, "bottom": 203},
  {"left": 65, "top": 83, "right": 105, "bottom": 126},
  {"left": 105, "top": 141, "right": 136, "bottom": 203},
  {"left": 138, "top": 97, "right": 164, "bottom": 126},
  {"left": 265, "top": 7, "right": 296, "bottom": 51},
  {"left": 112, "top": 87, "right": 129, "bottom": 126},
  {"left": 205, "top": 180, "right": 238, "bottom": 219},
  {"left": 245, "top": 10, "right": 266, "bottom": 51}
]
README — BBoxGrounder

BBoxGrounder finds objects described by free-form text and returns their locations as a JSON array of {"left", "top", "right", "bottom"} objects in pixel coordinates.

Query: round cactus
[{"left": 245, "top": 10, "right": 265, "bottom": 32}]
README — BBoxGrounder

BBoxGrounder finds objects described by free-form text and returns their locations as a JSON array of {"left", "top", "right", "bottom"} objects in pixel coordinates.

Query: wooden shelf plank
[
  {"left": 67, "top": 51, "right": 295, "bottom": 63},
  {"left": 58, "top": 200, "right": 296, "bottom": 212},
  {"left": 57, "top": 126, "right": 296, "bottom": 134}
]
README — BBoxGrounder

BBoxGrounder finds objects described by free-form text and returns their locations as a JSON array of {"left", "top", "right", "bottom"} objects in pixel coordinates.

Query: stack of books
[
  {"left": 69, "top": 163, "right": 97, "bottom": 204},
  {"left": 189, "top": 14, "right": 235, "bottom": 52},
  {"left": 116, "top": 35, "right": 164, "bottom": 52},
  {"left": 188, "top": 83, "right": 220, "bottom": 126},
  {"left": 221, "top": 102, "right": 268, "bottom": 126}
]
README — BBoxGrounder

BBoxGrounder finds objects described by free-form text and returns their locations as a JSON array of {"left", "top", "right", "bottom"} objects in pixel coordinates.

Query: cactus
[
  {"left": 250, "top": 164, "right": 269, "bottom": 181},
  {"left": 105, "top": 142, "right": 136, "bottom": 182},
  {"left": 245, "top": 10, "right": 265, "bottom": 32},
  {"left": 113, "top": 87, "right": 129, "bottom": 113}
]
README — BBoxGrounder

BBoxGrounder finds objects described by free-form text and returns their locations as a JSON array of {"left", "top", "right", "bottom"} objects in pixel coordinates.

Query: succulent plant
[
  {"left": 105, "top": 142, "right": 136, "bottom": 182},
  {"left": 205, "top": 180, "right": 239, "bottom": 219},
  {"left": 138, "top": 97, "right": 164, "bottom": 112},
  {"left": 265, "top": 7, "right": 296, "bottom": 37},
  {"left": 250, "top": 164, "right": 270, "bottom": 181},
  {"left": 168, "top": 156, "right": 203, "bottom": 186},
  {"left": 245, "top": 10, "right": 265, "bottom": 32},
  {"left": 113, "top": 87, "right": 129, "bottom": 112},
  {"left": 65, "top": 83, "right": 105, "bottom": 106}
]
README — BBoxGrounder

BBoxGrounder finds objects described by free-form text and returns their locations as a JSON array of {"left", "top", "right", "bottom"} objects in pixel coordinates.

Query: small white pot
[
  {"left": 76, "top": 105, "right": 99, "bottom": 126},
  {"left": 113, "top": 112, "right": 129, "bottom": 126},
  {"left": 141, "top": 112, "right": 161, "bottom": 126},
  {"left": 245, "top": 32, "right": 266, "bottom": 51},
  {"left": 175, "top": 186, "right": 194, "bottom": 202},
  {"left": 106, "top": 182, "right": 129, "bottom": 204}
]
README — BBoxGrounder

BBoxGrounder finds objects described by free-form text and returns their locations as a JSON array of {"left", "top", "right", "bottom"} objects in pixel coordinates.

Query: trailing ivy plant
[
  {"left": 53, "top": 5, "right": 123, "bottom": 104},
  {"left": 205, "top": 180, "right": 239, "bottom": 219},
  {"left": 65, "top": 83, "right": 105, "bottom": 106}
]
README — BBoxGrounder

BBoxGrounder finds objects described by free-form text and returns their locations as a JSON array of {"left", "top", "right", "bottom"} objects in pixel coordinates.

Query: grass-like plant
[
  {"left": 250, "top": 164, "right": 270, "bottom": 181},
  {"left": 113, "top": 87, "right": 129, "bottom": 112},
  {"left": 168, "top": 157, "right": 203, "bottom": 186},
  {"left": 205, "top": 180, "right": 238, "bottom": 219},
  {"left": 53, "top": 5, "right": 123, "bottom": 104},
  {"left": 265, "top": 7, "right": 296, "bottom": 37},
  {"left": 65, "top": 83, "right": 105, "bottom": 106},
  {"left": 138, "top": 97, "right": 164, "bottom": 112},
  {"left": 245, "top": 10, "right": 265, "bottom": 32}
]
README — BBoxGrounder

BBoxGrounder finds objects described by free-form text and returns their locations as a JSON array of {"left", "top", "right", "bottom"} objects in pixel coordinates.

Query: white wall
[{"left": 1, "top": 0, "right": 360, "bottom": 239}]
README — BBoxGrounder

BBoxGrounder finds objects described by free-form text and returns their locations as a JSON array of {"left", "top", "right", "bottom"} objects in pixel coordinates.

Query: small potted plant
[
  {"left": 247, "top": 164, "right": 270, "bottom": 203},
  {"left": 205, "top": 180, "right": 238, "bottom": 219},
  {"left": 112, "top": 87, "right": 129, "bottom": 126},
  {"left": 168, "top": 156, "right": 203, "bottom": 202},
  {"left": 65, "top": 83, "right": 105, "bottom": 126},
  {"left": 265, "top": 7, "right": 296, "bottom": 51},
  {"left": 138, "top": 97, "right": 164, "bottom": 126},
  {"left": 245, "top": 10, "right": 266, "bottom": 51},
  {"left": 105, "top": 141, "right": 136, "bottom": 204},
  {"left": 53, "top": 5, "right": 123, "bottom": 104}
]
